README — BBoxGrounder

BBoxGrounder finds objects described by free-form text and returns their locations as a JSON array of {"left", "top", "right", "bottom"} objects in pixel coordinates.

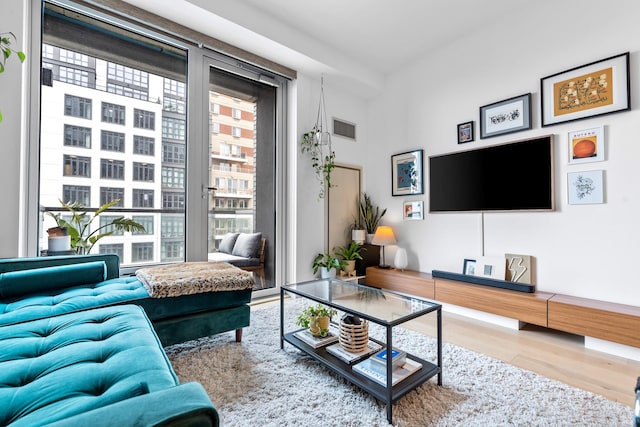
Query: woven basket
[{"left": 338, "top": 319, "right": 369, "bottom": 352}]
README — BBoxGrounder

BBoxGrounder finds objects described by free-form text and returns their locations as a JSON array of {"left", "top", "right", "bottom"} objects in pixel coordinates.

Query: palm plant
[{"left": 46, "top": 199, "right": 146, "bottom": 254}]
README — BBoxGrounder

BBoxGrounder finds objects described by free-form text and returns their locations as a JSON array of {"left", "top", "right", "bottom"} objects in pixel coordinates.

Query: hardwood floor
[
  {"left": 255, "top": 297, "right": 640, "bottom": 407},
  {"left": 404, "top": 310, "right": 640, "bottom": 408}
]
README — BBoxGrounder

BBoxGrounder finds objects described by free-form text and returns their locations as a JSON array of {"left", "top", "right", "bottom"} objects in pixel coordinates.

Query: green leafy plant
[
  {"left": 46, "top": 199, "right": 145, "bottom": 254},
  {"left": 0, "top": 32, "right": 26, "bottom": 123},
  {"left": 296, "top": 303, "right": 338, "bottom": 336},
  {"left": 333, "top": 241, "right": 364, "bottom": 261},
  {"left": 312, "top": 252, "right": 346, "bottom": 274},
  {"left": 301, "top": 125, "right": 336, "bottom": 199},
  {"left": 359, "top": 192, "right": 387, "bottom": 234}
]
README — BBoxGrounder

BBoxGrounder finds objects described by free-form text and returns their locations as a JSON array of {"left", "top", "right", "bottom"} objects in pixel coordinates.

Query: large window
[{"left": 38, "top": 1, "right": 285, "bottom": 285}]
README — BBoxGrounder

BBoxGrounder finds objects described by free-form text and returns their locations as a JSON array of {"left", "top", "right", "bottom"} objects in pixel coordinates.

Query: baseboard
[
  {"left": 441, "top": 302, "right": 522, "bottom": 330},
  {"left": 585, "top": 337, "right": 640, "bottom": 361}
]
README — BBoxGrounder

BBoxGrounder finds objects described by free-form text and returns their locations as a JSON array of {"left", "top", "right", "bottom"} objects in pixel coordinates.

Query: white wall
[
  {"left": 295, "top": 74, "right": 369, "bottom": 282},
  {"left": 365, "top": 0, "right": 640, "bottom": 306}
]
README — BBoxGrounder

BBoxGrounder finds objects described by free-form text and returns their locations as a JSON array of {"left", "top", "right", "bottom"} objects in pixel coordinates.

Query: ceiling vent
[{"left": 333, "top": 118, "right": 356, "bottom": 141}]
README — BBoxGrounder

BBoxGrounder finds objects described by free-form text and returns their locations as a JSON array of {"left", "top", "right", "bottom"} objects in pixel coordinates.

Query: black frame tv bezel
[{"left": 428, "top": 134, "right": 555, "bottom": 213}]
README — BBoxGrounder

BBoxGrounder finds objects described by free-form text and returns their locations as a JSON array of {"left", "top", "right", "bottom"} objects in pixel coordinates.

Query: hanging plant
[
  {"left": 301, "top": 125, "right": 336, "bottom": 199},
  {"left": 0, "top": 31, "right": 26, "bottom": 123}
]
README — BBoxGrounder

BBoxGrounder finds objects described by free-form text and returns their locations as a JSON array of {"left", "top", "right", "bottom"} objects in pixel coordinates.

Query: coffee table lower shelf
[{"left": 283, "top": 331, "right": 441, "bottom": 404}]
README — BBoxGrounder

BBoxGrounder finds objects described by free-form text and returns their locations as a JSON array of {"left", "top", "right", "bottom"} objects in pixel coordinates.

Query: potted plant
[
  {"left": 0, "top": 31, "right": 26, "bottom": 123},
  {"left": 333, "top": 241, "right": 364, "bottom": 274},
  {"left": 46, "top": 199, "right": 146, "bottom": 254},
  {"left": 296, "top": 303, "right": 338, "bottom": 337},
  {"left": 312, "top": 252, "right": 346, "bottom": 279},
  {"left": 301, "top": 125, "right": 336, "bottom": 199},
  {"left": 359, "top": 193, "right": 387, "bottom": 243}
]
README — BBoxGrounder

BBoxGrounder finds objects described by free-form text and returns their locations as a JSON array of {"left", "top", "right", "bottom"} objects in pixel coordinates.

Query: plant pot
[
  {"left": 319, "top": 267, "right": 336, "bottom": 279},
  {"left": 343, "top": 260, "right": 356, "bottom": 273},
  {"left": 352, "top": 229, "right": 366, "bottom": 244},
  {"left": 309, "top": 316, "right": 331, "bottom": 337},
  {"left": 366, "top": 233, "right": 375, "bottom": 244}
]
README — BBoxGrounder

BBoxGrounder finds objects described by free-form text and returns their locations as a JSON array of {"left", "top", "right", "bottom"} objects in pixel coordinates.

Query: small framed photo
[
  {"left": 475, "top": 256, "right": 506, "bottom": 280},
  {"left": 391, "top": 149, "right": 424, "bottom": 196},
  {"left": 463, "top": 259, "right": 476, "bottom": 275},
  {"left": 479, "top": 93, "right": 532, "bottom": 139},
  {"left": 568, "top": 170, "right": 604, "bottom": 205},
  {"left": 403, "top": 200, "right": 424, "bottom": 220},
  {"left": 457, "top": 121, "right": 474, "bottom": 144},
  {"left": 541, "top": 52, "right": 630, "bottom": 127},
  {"left": 568, "top": 126, "right": 604, "bottom": 164}
]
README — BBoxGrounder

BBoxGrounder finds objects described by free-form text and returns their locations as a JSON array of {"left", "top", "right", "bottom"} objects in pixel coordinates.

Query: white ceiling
[{"left": 123, "top": 0, "right": 529, "bottom": 95}]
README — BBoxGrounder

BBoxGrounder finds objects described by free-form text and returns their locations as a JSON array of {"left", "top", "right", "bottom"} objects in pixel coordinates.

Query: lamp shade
[{"left": 371, "top": 226, "right": 396, "bottom": 246}]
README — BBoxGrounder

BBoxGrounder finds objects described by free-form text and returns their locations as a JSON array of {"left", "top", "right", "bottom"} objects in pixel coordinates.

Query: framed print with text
[
  {"left": 568, "top": 126, "right": 604, "bottom": 164},
  {"left": 541, "top": 52, "right": 629, "bottom": 127},
  {"left": 392, "top": 149, "right": 423, "bottom": 196}
]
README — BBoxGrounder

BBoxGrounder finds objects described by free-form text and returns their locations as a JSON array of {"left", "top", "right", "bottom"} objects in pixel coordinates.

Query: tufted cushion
[
  {"left": 0, "top": 305, "right": 178, "bottom": 427},
  {"left": 0, "top": 261, "right": 107, "bottom": 299},
  {"left": 231, "top": 232, "right": 262, "bottom": 258},
  {"left": 0, "top": 276, "right": 149, "bottom": 327},
  {"left": 218, "top": 233, "right": 240, "bottom": 254}
]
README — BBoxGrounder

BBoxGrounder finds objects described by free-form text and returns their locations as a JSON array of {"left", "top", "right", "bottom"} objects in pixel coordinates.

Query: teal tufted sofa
[
  {"left": 0, "top": 254, "right": 253, "bottom": 345},
  {"left": 0, "top": 304, "right": 218, "bottom": 426}
]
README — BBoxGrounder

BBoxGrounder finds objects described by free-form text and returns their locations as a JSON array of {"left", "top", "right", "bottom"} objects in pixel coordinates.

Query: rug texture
[{"left": 165, "top": 300, "right": 633, "bottom": 427}]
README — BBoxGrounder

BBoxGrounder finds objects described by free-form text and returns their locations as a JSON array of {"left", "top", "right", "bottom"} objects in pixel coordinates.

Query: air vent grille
[{"left": 333, "top": 118, "right": 356, "bottom": 140}]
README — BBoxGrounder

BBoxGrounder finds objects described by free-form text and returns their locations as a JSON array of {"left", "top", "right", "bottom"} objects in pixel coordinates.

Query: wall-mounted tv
[{"left": 429, "top": 135, "right": 554, "bottom": 212}]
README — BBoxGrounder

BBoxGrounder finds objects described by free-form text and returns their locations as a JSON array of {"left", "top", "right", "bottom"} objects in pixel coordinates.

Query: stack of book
[
  {"left": 326, "top": 340, "right": 382, "bottom": 364},
  {"left": 292, "top": 326, "right": 339, "bottom": 348},
  {"left": 352, "top": 348, "right": 422, "bottom": 387}
]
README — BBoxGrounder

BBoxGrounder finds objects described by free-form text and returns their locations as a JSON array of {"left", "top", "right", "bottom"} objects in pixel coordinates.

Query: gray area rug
[{"left": 165, "top": 300, "right": 633, "bottom": 426}]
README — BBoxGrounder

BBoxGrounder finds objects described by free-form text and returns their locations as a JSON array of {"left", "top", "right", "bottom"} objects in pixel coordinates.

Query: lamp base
[{"left": 377, "top": 264, "right": 392, "bottom": 269}]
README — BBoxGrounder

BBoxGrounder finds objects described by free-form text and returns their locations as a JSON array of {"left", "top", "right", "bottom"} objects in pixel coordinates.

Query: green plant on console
[
  {"left": 0, "top": 31, "right": 26, "bottom": 123},
  {"left": 296, "top": 303, "right": 338, "bottom": 337},
  {"left": 359, "top": 192, "right": 387, "bottom": 234},
  {"left": 333, "top": 241, "right": 364, "bottom": 261},
  {"left": 46, "top": 199, "right": 146, "bottom": 255},
  {"left": 312, "top": 252, "right": 346, "bottom": 274}
]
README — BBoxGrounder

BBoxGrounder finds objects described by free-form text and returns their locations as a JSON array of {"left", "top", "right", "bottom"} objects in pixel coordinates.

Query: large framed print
[
  {"left": 391, "top": 149, "right": 423, "bottom": 196},
  {"left": 479, "top": 93, "right": 532, "bottom": 139},
  {"left": 541, "top": 52, "right": 630, "bottom": 127}
]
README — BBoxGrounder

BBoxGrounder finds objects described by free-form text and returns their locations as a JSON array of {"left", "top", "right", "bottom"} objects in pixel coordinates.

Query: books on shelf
[
  {"left": 293, "top": 326, "right": 339, "bottom": 348},
  {"left": 370, "top": 348, "right": 407, "bottom": 369},
  {"left": 326, "top": 340, "right": 383, "bottom": 364},
  {"left": 353, "top": 357, "right": 422, "bottom": 387}
]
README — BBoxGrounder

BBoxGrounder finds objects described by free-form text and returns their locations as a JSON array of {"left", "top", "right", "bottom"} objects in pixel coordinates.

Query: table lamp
[{"left": 371, "top": 225, "right": 396, "bottom": 269}]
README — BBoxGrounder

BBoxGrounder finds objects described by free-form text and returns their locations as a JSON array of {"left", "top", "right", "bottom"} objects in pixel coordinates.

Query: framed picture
[
  {"left": 479, "top": 93, "right": 532, "bottom": 139},
  {"left": 567, "top": 170, "right": 604, "bottom": 205},
  {"left": 505, "top": 254, "right": 532, "bottom": 284},
  {"left": 568, "top": 126, "right": 604, "bottom": 164},
  {"left": 541, "top": 52, "right": 630, "bottom": 127},
  {"left": 391, "top": 149, "right": 423, "bottom": 196},
  {"left": 457, "top": 121, "right": 474, "bottom": 144},
  {"left": 463, "top": 259, "right": 476, "bottom": 275},
  {"left": 403, "top": 200, "right": 424, "bottom": 220},
  {"left": 475, "top": 256, "right": 506, "bottom": 280}
]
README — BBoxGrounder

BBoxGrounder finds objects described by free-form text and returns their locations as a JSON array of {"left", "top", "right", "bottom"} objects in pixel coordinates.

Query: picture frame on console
[
  {"left": 475, "top": 256, "right": 506, "bottom": 280},
  {"left": 540, "top": 52, "right": 630, "bottom": 127},
  {"left": 479, "top": 93, "right": 531, "bottom": 139},
  {"left": 457, "top": 121, "right": 474, "bottom": 143},
  {"left": 463, "top": 259, "right": 476, "bottom": 275},
  {"left": 391, "top": 149, "right": 424, "bottom": 196}
]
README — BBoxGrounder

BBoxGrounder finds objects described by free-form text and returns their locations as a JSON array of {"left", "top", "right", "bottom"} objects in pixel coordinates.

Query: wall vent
[{"left": 333, "top": 118, "right": 356, "bottom": 141}]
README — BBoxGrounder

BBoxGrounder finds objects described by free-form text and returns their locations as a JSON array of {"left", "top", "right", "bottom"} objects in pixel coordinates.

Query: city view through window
[{"left": 39, "top": 43, "right": 258, "bottom": 267}]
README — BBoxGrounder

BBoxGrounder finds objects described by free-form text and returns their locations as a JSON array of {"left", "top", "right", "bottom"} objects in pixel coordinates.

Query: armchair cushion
[
  {"left": 218, "top": 233, "right": 240, "bottom": 254},
  {"left": 231, "top": 232, "right": 262, "bottom": 258}
]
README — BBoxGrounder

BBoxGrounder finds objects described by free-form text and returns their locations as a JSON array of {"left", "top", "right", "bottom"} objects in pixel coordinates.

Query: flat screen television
[{"left": 429, "top": 135, "right": 554, "bottom": 212}]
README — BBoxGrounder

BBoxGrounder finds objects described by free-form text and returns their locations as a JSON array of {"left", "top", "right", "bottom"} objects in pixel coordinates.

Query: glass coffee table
[{"left": 280, "top": 278, "right": 442, "bottom": 423}]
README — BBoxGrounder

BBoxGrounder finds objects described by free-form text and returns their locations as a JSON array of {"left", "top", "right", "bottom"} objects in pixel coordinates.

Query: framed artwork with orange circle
[{"left": 568, "top": 126, "right": 604, "bottom": 164}]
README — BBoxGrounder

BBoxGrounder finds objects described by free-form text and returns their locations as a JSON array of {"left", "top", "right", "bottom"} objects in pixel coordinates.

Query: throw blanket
[{"left": 136, "top": 262, "right": 255, "bottom": 298}]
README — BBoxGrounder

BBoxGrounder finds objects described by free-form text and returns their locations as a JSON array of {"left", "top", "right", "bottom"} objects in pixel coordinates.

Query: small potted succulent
[
  {"left": 333, "top": 241, "right": 364, "bottom": 274},
  {"left": 296, "top": 303, "right": 338, "bottom": 337},
  {"left": 312, "top": 252, "right": 346, "bottom": 279}
]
